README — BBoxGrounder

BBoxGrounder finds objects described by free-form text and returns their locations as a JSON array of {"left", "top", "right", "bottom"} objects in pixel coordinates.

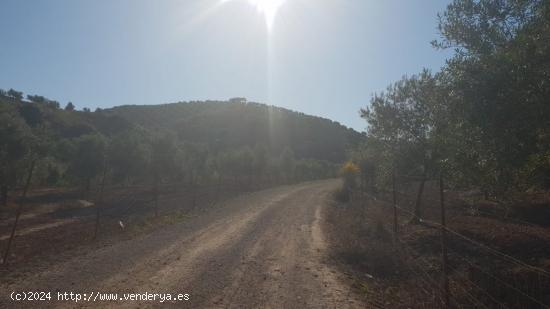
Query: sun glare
[{"left": 223, "top": 0, "right": 287, "bottom": 31}]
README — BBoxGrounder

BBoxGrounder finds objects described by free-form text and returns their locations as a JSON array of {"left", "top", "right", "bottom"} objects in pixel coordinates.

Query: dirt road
[{"left": 1, "top": 180, "right": 365, "bottom": 308}]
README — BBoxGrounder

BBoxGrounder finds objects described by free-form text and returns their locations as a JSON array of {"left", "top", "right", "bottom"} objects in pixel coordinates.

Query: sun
[
  {"left": 248, "top": 0, "right": 287, "bottom": 30},
  {"left": 223, "top": 0, "right": 287, "bottom": 31}
]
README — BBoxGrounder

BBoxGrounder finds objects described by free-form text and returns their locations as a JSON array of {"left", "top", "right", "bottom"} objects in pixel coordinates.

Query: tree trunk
[
  {"left": 153, "top": 172, "right": 159, "bottom": 217},
  {"left": 1, "top": 185, "right": 7, "bottom": 206},
  {"left": 93, "top": 164, "right": 107, "bottom": 240},
  {"left": 412, "top": 176, "right": 426, "bottom": 223},
  {"left": 215, "top": 175, "right": 222, "bottom": 205},
  {"left": 83, "top": 178, "right": 91, "bottom": 199},
  {"left": 191, "top": 172, "right": 197, "bottom": 209}
]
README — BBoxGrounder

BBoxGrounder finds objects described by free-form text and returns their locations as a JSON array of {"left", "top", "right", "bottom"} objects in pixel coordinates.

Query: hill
[{"left": 104, "top": 99, "right": 363, "bottom": 163}]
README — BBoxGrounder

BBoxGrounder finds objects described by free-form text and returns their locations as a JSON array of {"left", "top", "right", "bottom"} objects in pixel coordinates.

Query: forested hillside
[
  {"left": 104, "top": 99, "right": 363, "bottom": 163},
  {"left": 0, "top": 93, "right": 362, "bottom": 205}
]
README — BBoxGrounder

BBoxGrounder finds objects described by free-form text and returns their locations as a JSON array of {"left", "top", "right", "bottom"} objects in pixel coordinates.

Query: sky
[{"left": 0, "top": 0, "right": 453, "bottom": 132}]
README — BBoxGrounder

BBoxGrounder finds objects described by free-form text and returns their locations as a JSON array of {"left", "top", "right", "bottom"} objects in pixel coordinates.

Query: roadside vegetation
[
  {"left": 355, "top": 0, "right": 549, "bottom": 198},
  {"left": 328, "top": 0, "right": 550, "bottom": 307}
]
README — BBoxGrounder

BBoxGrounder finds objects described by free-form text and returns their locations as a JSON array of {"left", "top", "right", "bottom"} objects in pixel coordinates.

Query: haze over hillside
[
  {"left": 0, "top": 93, "right": 362, "bottom": 161},
  {"left": 104, "top": 99, "right": 363, "bottom": 162}
]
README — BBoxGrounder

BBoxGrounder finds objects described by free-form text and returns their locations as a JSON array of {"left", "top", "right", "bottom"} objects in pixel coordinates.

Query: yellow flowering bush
[{"left": 340, "top": 161, "right": 360, "bottom": 191}]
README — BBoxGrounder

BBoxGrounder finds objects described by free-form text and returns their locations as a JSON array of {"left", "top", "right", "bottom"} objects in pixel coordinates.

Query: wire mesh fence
[
  {"left": 356, "top": 171, "right": 550, "bottom": 308},
  {"left": 0, "top": 179, "right": 271, "bottom": 266}
]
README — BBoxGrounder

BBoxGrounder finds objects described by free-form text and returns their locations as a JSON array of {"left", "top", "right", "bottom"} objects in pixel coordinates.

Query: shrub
[{"left": 340, "top": 161, "right": 360, "bottom": 191}]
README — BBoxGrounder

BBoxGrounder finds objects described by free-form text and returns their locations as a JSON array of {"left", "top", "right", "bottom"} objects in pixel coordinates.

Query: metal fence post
[
  {"left": 439, "top": 172, "right": 450, "bottom": 308},
  {"left": 93, "top": 162, "right": 107, "bottom": 240},
  {"left": 393, "top": 170, "right": 398, "bottom": 245},
  {"left": 2, "top": 159, "right": 35, "bottom": 265}
]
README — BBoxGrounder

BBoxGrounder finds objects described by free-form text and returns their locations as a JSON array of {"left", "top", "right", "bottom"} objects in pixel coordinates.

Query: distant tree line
[
  {"left": 0, "top": 88, "right": 83, "bottom": 111},
  {"left": 0, "top": 91, "right": 342, "bottom": 205},
  {"left": 353, "top": 0, "right": 550, "bottom": 198}
]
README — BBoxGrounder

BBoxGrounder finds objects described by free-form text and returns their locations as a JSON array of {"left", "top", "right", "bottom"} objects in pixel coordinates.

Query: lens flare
[{"left": 223, "top": 0, "right": 287, "bottom": 31}]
